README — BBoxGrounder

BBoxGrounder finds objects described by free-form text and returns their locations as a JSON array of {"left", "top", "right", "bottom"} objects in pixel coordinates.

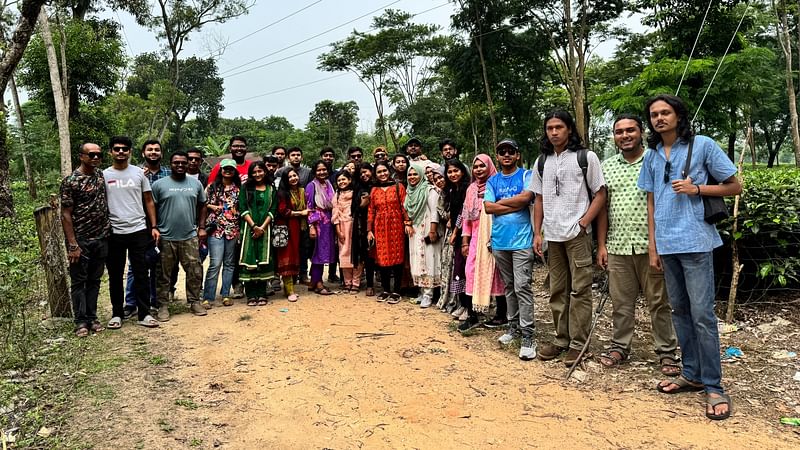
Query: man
[
  {"left": 151, "top": 151, "right": 209, "bottom": 319},
  {"left": 208, "top": 136, "right": 252, "bottom": 184},
  {"left": 596, "top": 114, "right": 680, "bottom": 376},
  {"left": 532, "top": 110, "right": 607, "bottom": 366},
  {"left": 638, "top": 94, "right": 740, "bottom": 421},
  {"left": 104, "top": 136, "right": 161, "bottom": 329},
  {"left": 439, "top": 139, "right": 459, "bottom": 161},
  {"left": 276, "top": 147, "right": 312, "bottom": 283},
  {"left": 320, "top": 146, "right": 336, "bottom": 168},
  {"left": 372, "top": 146, "right": 388, "bottom": 164},
  {"left": 404, "top": 137, "right": 425, "bottom": 161},
  {"left": 123, "top": 139, "right": 170, "bottom": 318},
  {"left": 186, "top": 147, "right": 209, "bottom": 188},
  {"left": 346, "top": 146, "right": 364, "bottom": 164},
  {"left": 271, "top": 145, "right": 287, "bottom": 167},
  {"left": 483, "top": 139, "right": 537, "bottom": 360},
  {"left": 60, "top": 142, "right": 113, "bottom": 336},
  {"left": 264, "top": 155, "right": 281, "bottom": 187}
]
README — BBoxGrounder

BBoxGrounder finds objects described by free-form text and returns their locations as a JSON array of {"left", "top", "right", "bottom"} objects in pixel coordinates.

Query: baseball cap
[{"left": 496, "top": 139, "right": 519, "bottom": 151}]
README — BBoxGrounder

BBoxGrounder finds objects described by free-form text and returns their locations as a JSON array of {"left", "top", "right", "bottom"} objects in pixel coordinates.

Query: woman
[
  {"left": 458, "top": 154, "right": 507, "bottom": 331},
  {"left": 203, "top": 159, "right": 241, "bottom": 308},
  {"left": 405, "top": 163, "right": 442, "bottom": 308},
  {"left": 357, "top": 163, "right": 377, "bottom": 296},
  {"left": 332, "top": 170, "right": 363, "bottom": 292},
  {"left": 392, "top": 154, "right": 409, "bottom": 186},
  {"left": 306, "top": 160, "right": 337, "bottom": 295},
  {"left": 367, "top": 161, "right": 410, "bottom": 304},
  {"left": 437, "top": 159, "right": 470, "bottom": 312},
  {"left": 276, "top": 168, "right": 308, "bottom": 302},
  {"left": 239, "top": 161, "right": 278, "bottom": 306}
]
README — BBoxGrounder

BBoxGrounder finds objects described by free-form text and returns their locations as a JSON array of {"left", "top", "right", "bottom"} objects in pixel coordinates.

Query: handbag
[
  {"left": 683, "top": 137, "right": 729, "bottom": 224},
  {"left": 272, "top": 224, "right": 289, "bottom": 248}
]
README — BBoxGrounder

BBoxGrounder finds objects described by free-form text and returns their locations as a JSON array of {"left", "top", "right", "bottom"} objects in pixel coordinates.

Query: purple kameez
[{"left": 306, "top": 180, "right": 336, "bottom": 264}]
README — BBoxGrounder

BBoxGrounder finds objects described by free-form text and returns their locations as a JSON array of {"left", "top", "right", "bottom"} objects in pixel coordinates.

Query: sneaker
[
  {"left": 519, "top": 337, "right": 537, "bottom": 360},
  {"left": 123, "top": 305, "right": 137, "bottom": 320},
  {"left": 232, "top": 283, "right": 245, "bottom": 299},
  {"left": 483, "top": 316, "right": 507, "bottom": 329},
  {"left": 156, "top": 304, "right": 170, "bottom": 322},
  {"left": 458, "top": 316, "right": 480, "bottom": 333},
  {"left": 458, "top": 309, "right": 469, "bottom": 321},
  {"left": 420, "top": 295, "right": 432, "bottom": 308},
  {"left": 189, "top": 302, "right": 208, "bottom": 316},
  {"left": 538, "top": 343, "right": 567, "bottom": 361},
  {"left": 498, "top": 329, "right": 519, "bottom": 345},
  {"left": 563, "top": 348, "right": 583, "bottom": 366}
]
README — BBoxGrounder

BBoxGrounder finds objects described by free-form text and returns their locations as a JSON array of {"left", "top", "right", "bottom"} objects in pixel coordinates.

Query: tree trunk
[
  {"left": 474, "top": 36, "right": 497, "bottom": 149},
  {"left": 9, "top": 74, "right": 36, "bottom": 199},
  {"left": 777, "top": 0, "right": 800, "bottom": 166},
  {"left": 39, "top": 8, "right": 72, "bottom": 177},
  {"left": 0, "top": 0, "right": 48, "bottom": 218},
  {"left": 764, "top": 125, "right": 777, "bottom": 168}
]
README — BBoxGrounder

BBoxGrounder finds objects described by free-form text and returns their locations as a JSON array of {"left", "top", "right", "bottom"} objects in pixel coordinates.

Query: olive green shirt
[{"left": 601, "top": 150, "right": 650, "bottom": 255}]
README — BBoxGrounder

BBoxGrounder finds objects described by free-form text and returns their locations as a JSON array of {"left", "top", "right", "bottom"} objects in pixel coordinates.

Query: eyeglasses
[
  {"left": 172, "top": 161, "right": 188, "bottom": 166},
  {"left": 187, "top": 156, "right": 202, "bottom": 162},
  {"left": 497, "top": 148, "right": 517, "bottom": 156},
  {"left": 83, "top": 152, "right": 102, "bottom": 159},
  {"left": 664, "top": 160, "right": 672, "bottom": 183},
  {"left": 350, "top": 154, "right": 363, "bottom": 159},
  {"left": 112, "top": 146, "right": 130, "bottom": 152}
]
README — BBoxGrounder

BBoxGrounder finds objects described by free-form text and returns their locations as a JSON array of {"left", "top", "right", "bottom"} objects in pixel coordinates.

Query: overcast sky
[{"left": 110, "top": 0, "right": 626, "bottom": 132}]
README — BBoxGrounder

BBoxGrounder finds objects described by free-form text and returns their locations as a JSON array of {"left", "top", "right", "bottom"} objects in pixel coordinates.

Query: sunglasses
[
  {"left": 497, "top": 148, "right": 517, "bottom": 156},
  {"left": 112, "top": 146, "right": 130, "bottom": 152},
  {"left": 374, "top": 152, "right": 387, "bottom": 158},
  {"left": 83, "top": 152, "right": 102, "bottom": 159},
  {"left": 187, "top": 156, "right": 202, "bottom": 162},
  {"left": 663, "top": 160, "right": 672, "bottom": 183},
  {"left": 350, "top": 154, "right": 363, "bottom": 159},
  {"left": 172, "top": 161, "right": 188, "bottom": 166}
]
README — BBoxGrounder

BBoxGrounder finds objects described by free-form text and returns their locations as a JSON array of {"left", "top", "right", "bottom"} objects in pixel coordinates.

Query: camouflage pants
[{"left": 157, "top": 237, "right": 203, "bottom": 306}]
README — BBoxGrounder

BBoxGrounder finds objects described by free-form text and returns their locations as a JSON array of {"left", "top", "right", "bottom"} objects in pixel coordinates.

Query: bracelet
[
  {"left": 696, "top": 185, "right": 701, "bottom": 195},
  {"left": 68, "top": 244, "right": 79, "bottom": 251}
]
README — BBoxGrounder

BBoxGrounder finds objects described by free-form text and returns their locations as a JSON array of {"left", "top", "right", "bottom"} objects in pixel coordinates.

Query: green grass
[{"left": 174, "top": 398, "right": 199, "bottom": 410}]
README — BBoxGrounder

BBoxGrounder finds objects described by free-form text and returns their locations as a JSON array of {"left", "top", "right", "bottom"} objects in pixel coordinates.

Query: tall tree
[
  {"left": 0, "top": 0, "right": 48, "bottom": 218},
  {"left": 774, "top": 0, "right": 800, "bottom": 165},
  {"left": 306, "top": 100, "right": 359, "bottom": 152},
  {"left": 38, "top": 7, "right": 71, "bottom": 176}
]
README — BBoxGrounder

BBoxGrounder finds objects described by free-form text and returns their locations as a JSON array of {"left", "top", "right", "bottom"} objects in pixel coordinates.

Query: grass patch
[
  {"left": 189, "top": 437, "right": 203, "bottom": 447},
  {"left": 148, "top": 355, "right": 168, "bottom": 366},
  {"left": 174, "top": 398, "right": 199, "bottom": 410},
  {"left": 158, "top": 418, "right": 174, "bottom": 433}
]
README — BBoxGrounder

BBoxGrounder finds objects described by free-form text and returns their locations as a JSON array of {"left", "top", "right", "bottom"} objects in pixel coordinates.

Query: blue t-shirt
[
  {"left": 151, "top": 176, "right": 207, "bottom": 241},
  {"left": 484, "top": 168, "right": 533, "bottom": 251},
  {"left": 637, "top": 135, "right": 737, "bottom": 255}
]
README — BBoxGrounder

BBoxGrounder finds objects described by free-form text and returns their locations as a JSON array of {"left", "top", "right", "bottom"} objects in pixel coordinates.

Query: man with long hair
[
  {"left": 532, "top": 110, "right": 607, "bottom": 366},
  {"left": 638, "top": 94, "right": 740, "bottom": 420}
]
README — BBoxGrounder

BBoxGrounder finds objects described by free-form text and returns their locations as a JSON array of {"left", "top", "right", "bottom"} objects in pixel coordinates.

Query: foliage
[{"left": 306, "top": 100, "right": 359, "bottom": 153}]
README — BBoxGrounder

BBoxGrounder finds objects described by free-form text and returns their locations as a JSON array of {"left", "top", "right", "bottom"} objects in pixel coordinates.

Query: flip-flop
[
  {"left": 287, "top": 294, "right": 299, "bottom": 302},
  {"left": 315, "top": 288, "right": 334, "bottom": 296},
  {"left": 247, "top": 299, "right": 258, "bottom": 307},
  {"left": 387, "top": 293, "right": 402, "bottom": 304},
  {"left": 257, "top": 297, "right": 268, "bottom": 306},
  {"left": 656, "top": 376, "right": 703, "bottom": 394},
  {"left": 75, "top": 326, "right": 89, "bottom": 337},
  {"left": 137, "top": 315, "right": 160, "bottom": 328},
  {"left": 376, "top": 292, "right": 389, "bottom": 302},
  {"left": 706, "top": 393, "right": 732, "bottom": 420},
  {"left": 90, "top": 321, "right": 105, "bottom": 333},
  {"left": 107, "top": 316, "right": 122, "bottom": 330},
  {"left": 660, "top": 355, "right": 682, "bottom": 376}
]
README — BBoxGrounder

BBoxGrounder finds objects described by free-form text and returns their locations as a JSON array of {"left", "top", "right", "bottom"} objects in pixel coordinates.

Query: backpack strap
[
  {"left": 682, "top": 136, "right": 694, "bottom": 179},
  {"left": 537, "top": 153, "right": 547, "bottom": 179},
  {"left": 577, "top": 148, "right": 593, "bottom": 201}
]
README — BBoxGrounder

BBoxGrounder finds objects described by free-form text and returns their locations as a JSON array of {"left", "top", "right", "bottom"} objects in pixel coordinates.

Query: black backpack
[{"left": 536, "top": 148, "right": 593, "bottom": 202}]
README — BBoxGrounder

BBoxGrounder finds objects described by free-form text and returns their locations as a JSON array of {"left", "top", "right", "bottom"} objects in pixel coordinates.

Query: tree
[
  {"left": 774, "top": 0, "right": 800, "bottom": 165},
  {"left": 0, "top": 0, "right": 49, "bottom": 218},
  {"left": 37, "top": 7, "right": 71, "bottom": 176},
  {"left": 306, "top": 100, "right": 359, "bottom": 153},
  {"left": 136, "top": 0, "right": 250, "bottom": 141}
]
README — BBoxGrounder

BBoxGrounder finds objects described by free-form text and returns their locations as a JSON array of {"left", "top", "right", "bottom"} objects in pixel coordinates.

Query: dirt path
[{"left": 73, "top": 284, "right": 799, "bottom": 450}]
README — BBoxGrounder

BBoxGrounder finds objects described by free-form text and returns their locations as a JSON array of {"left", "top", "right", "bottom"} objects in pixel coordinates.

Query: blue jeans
[
  {"left": 204, "top": 236, "right": 237, "bottom": 300},
  {"left": 125, "top": 258, "right": 157, "bottom": 308},
  {"left": 661, "top": 252, "right": 723, "bottom": 394}
]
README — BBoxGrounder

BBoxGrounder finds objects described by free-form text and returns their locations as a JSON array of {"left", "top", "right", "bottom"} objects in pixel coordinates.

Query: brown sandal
[
  {"left": 598, "top": 350, "right": 626, "bottom": 368},
  {"left": 660, "top": 355, "right": 682, "bottom": 376},
  {"left": 366, "top": 287, "right": 375, "bottom": 297}
]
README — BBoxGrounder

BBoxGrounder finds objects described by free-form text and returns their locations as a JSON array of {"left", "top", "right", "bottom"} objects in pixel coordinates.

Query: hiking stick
[{"left": 565, "top": 274, "right": 610, "bottom": 380}]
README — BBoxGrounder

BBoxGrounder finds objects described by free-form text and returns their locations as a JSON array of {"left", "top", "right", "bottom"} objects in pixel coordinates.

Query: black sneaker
[
  {"left": 458, "top": 316, "right": 480, "bottom": 333},
  {"left": 483, "top": 316, "right": 508, "bottom": 329},
  {"left": 123, "top": 305, "right": 137, "bottom": 320}
]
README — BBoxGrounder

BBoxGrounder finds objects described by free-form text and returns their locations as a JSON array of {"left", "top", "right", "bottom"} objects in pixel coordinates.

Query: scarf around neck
[
  {"left": 404, "top": 162, "right": 432, "bottom": 225},
  {"left": 462, "top": 154, "right": 497, "bottom": 222},
  {"left": 312, "top": 178, "right": 334, "bottom": 210}
]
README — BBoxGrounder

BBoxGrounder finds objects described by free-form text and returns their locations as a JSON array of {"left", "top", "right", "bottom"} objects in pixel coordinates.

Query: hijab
[
  {"left": 462, "top": 154, "right": 497, "bottom": 222},
  {"left": 404, "top": 163, "right": 432, "bottom": 225}
]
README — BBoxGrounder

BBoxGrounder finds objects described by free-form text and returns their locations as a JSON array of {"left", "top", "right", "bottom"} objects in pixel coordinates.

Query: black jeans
[
  {"left": 69, "top": 238, "right": 108, "bottom": 327},
  {"left": 364, "top": 256, "right": 375, "bottom": 288},
  {"left": 378, "top": 264, "right": 403, "bottom": 294},
  {"left": 106, "top": 229, "right": 152, "bottom": 321}
]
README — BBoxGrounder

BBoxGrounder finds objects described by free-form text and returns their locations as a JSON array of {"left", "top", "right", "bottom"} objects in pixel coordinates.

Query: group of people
[{"left": 60, "top": 93, "right": 739, "bottom": 421}]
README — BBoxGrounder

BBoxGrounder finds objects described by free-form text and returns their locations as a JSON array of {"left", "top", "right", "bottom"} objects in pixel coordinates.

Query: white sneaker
[
  {"left": 498, "top": 330, "right": 519, "bottom": 345},
  {"left": 519, "top": 337, "right": 537, "bottom": 360},
  {"left": 420, "top": 295, "right": 432, "bottom": 308}
]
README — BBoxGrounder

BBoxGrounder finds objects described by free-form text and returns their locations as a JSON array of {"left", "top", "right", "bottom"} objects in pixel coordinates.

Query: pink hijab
[{"left": 462, "top": 154, "right": 497, "bottom": 222}]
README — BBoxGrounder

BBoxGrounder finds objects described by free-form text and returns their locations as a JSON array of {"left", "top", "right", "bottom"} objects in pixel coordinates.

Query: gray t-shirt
[
  {"left": 151, "top": 176, "right": 207, "bottom": 241},
  {"left": 104, "top": 165, "right": 151, "bottom": 234}
]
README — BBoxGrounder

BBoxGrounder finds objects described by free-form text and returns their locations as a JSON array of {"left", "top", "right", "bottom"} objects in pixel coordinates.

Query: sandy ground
[{"left": 70, "top": 275, "right": 800, "bottom": 450}]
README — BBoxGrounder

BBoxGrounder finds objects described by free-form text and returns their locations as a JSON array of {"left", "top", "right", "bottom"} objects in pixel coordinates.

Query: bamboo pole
[{"left": 726, "top": 127, "right": 750, "bottom": 323}]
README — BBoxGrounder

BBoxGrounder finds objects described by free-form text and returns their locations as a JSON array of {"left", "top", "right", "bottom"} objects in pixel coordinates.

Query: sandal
[
  {"left": 598, "top": 350, "right": 626, "bottom": 368},
  {"left": 222, "top": 297, "right": 233, "bottom": 306},
  {"left": 656, "top": 376, "right": 704, "bottom": 394},
  {"left": 75, "top": 326, "right": 89, "bottom": 338},
  {"left": 90, "top": 321, "right": 105, "bottom": 333},
  {"left": 288, "top": 294, "right": 299, "bottom": 302},
  {"left": 201, "top": 300, "right": 213, "bottom": 310},
  {"left": 659, "top": 355, "right": 682, "bottom": 376},
  {"left": 366, "top": 287, "right": 375, "bottom": 297},
  {"left": 315, "top": 287, "right": 334, "bottom": 296},
  {"left": 376, "top": 292, "right": 389, "bottom": 302},
  {"left": 137, "top": 315, "right": 160, "bottom": 328},
  {"left": 706, "top": 392, "right": 732, "bottom": 420},
  {"left": 247, "top": 299, "right": 258, "bottom": 307},
  {"left": 387, "top": 293, "right": 402, "bottom": 304},
  {"left": 257, "top": 297, "right": 268, "bottom": 306},
  {"left": 107, "top": 316, "right": 122, "bottom": 330}
]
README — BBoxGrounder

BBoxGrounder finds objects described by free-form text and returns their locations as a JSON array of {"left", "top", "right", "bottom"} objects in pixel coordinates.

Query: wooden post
[
  {"left": 726, "top": 127, "right": 750, "bottom": 323},
  {"left": 33, "top": 194, "right": 71, "bottom": 318}
]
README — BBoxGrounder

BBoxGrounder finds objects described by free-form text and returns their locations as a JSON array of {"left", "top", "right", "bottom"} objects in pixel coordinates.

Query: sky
[{"left": 109, "top": 0, "right": 626, "bottom": 132}]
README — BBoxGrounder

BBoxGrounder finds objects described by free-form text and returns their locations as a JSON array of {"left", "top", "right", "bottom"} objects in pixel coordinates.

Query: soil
[{"left": 70, "top": 268, "right": 800, "bottom": 449}]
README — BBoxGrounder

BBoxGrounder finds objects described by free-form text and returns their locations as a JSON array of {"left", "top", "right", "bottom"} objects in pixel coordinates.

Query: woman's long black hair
[
  {"left": 209, "top": 163, "right": 242, "bottom": 198},
  {"left": 243, "top": 161, "right": 271, "bottom": 209},
  {"left": 539, "top": 110, "right": 584, "bottom": 155},
  {"left": 442, "top": 158, "right": 471, "bottom": 223},
  {"left": 643, "top": 94, "right": 694, "bottom": 149}
]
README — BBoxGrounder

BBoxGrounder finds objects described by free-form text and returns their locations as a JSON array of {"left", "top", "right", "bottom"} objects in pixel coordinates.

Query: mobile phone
[{"left": 424, "top": 236, "right": 431, "bottom": 245}]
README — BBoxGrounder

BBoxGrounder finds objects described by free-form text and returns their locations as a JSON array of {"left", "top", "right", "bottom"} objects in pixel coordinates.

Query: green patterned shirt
[{"left": 601, "top": 150, "right": 650, "bottom": 255}]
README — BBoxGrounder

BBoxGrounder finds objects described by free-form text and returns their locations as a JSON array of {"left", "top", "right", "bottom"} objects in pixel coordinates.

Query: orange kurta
[{"left": 368, "top": 184, "right": 407, "bottom": 267}]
